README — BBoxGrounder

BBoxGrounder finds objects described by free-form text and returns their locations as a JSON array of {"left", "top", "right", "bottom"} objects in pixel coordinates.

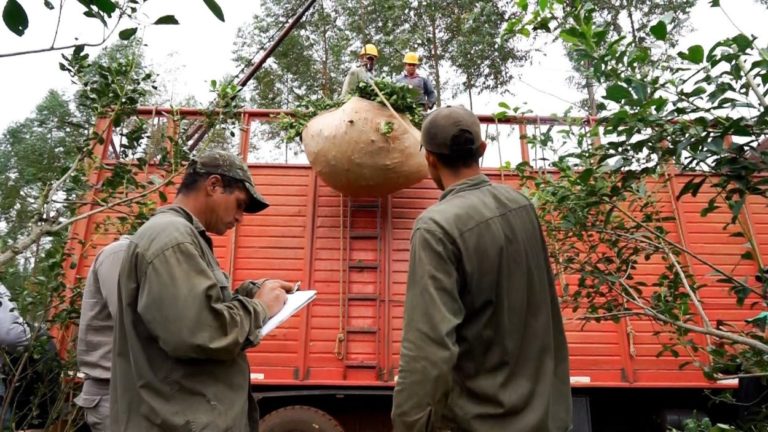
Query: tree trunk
[
  {"left": 626, "top": 0, "right": 638, "bottom": 44},
  {"left": 468, "top": 81, "right": 473, "bottom": 111},
  {"left": 430, "top": 20, "right": 442, "bottom": 107},
  {"left": 322, "top": 29, "right": 330, "bottom": 98},
  {"left": 586, "top": 76, "right": 597, "bottom": 116},
  {"left": 320, "top": 1, "right": 331, "bottom": 98},
  {"left": 584, "top": 60, "right": 600, "bottom": 149}
]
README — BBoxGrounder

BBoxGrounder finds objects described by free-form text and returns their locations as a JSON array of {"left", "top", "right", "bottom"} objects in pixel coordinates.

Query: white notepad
[{"left": 259, "top": 290, "right": 317, "bottom": 337}]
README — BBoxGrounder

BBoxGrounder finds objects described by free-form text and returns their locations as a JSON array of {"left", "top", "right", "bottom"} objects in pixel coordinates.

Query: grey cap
[
  {"left": 421, "top": 105, "right": 482, "bottom": 155},
  {"left": 190, "top": 150, "right": 269, "bottom": 213}
]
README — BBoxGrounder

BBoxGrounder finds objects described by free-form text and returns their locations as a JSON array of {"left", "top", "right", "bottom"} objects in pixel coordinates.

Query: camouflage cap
[
  {"left": 421, "top": 105, "right": 482, "bottom": 155},
  {"left": 190, "top": 150, "right": 269, "bottom": 213}
]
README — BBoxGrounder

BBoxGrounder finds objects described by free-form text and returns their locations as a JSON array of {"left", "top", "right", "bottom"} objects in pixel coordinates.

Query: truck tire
[
  {"left": 260, "top": 405, "right": 344, "bottom": 432},
  {"left": 658, "top": 409, "right": 708, "bottom": 431}
]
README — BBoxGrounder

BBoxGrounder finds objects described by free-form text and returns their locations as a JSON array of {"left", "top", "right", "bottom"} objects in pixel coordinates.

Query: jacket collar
[
  {"left": 438, "top": 174, "right": 491, "bottom": 202},
  {"left": 155, "top": 205, "right": 213, "bottom": 251}
]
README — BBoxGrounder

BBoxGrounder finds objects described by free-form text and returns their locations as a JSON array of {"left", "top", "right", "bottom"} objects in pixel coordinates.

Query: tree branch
[
  {"left": 0, "top": 13, "right": 123, "bottom": 59},
  {"left": 0, "top": 165, "right": 182, "bottom": 269},
  {"left": 0, "top": 223, "right": 53, "bottom": 269},
  {"left": 0, "top": 39, "right": 109, "bottom": 59},
  {"left": 50, "top": 167, "right": 183, "bottom": 232},
  {"left": 51, "top": 0, "right": 65, "bottom": 49},
  {"left": 606, "top": 278, "right": 768, "bottom": 354},
  {"left": 735, "top": 54, "right": 768, "bottom": 109},
  {"left": 607, "top": 201, "right": 760, "bottom": 297},
  {"left": 643, "top": 306, "right": 768, "bottom": 354},
  {"left": 665, "top": 249, "right": 713, "bottom": 332}
]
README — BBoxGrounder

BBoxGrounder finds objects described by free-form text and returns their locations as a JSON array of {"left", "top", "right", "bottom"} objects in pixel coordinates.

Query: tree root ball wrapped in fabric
[{"left": 301, "top": 97, "right": 428, "bottom": 197}]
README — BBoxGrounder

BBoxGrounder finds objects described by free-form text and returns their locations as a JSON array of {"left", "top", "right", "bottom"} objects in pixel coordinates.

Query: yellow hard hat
[
  {"left": 359, "top": 44, "right": 379, "bottom": 58},
  {"left": 403, "top": 52, "right": 420, "bottom": 64}
]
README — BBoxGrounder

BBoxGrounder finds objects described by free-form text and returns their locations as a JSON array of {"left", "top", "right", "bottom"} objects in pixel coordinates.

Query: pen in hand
[{"left": 291, "top": 282, "right": 301, "bottom": 294}]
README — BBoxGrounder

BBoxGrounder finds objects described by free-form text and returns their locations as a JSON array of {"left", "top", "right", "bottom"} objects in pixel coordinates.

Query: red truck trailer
[{"left": 64, "top": 108, "right": 767, "bottom": 432}]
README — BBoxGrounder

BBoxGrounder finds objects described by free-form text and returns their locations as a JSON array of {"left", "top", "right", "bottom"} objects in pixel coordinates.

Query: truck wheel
[
  {"left": 260, "top": 405, "right": 344, "bottom": 432},
  {"left": 658, "top": 409, "right": 708, "bottom": 431}
]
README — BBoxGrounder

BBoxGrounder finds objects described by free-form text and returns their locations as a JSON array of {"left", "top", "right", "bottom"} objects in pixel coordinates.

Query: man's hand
[{"left": 253, "top": 279, "right": 293, "bottom": 318}]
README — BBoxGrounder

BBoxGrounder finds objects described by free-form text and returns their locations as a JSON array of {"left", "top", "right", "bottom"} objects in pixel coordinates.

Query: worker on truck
[
  {"left": 395, "top": 51, "right": 437, "bottom": 111},
  {"left": 341, "top": 43, "right": 378, "bottom": 98},
  {"left": 392, "top": 106, "right": 572, "bottom": 431},
  {"left": 110, "top": 150, "right": 295, "bottom": 432}
]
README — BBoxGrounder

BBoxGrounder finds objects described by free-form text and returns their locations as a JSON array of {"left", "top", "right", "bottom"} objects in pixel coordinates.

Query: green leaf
[
  {"left": 649, "top": 20, "right": 667, "bottom": 41},
  {"left": 519, "top": 27, "right": 530, "bottom": 38},
  {"left": 153, "top": 15, "right": 179, "bottom": 25},
  {"left": 732, "top": 34, "right": 751, "bottom": 52},
  {"left": 709, "top": 0, "right": 720, "bottom": 5},
  {"left": 678, "top": 45, "right": 704, "bottom": 64},
  {"left": 746, "top": 312, "right": 768, "bottom": 331},
  {"left": 517, "top": 0, "right": 529, "bottom": 11},
  {"left": 729, "top": 199, "right": 745, "bottom": 221},
  {"left": 202, "top": 0, "right": 225, "bottom": 22},
  {"left": 676, "top": 177, "right": 706, "bottom": 200},
  {"left": 577, "top": 168, "right": 594, "bottom": 184},
  {"left": 498, "top": 102, "right": 511, "bottom": 110},
  {"left": 3, "top": 0, "right": 28, "bottom": 37},
  {"left": 700, "top": 200, "right": 720, "bottom": 217},
  {"left": 118, "top": 27, "right": 137, "bottom": 40},
  {"left": 605, "top": 83, "right": 632, "bottom": 103},
  {"left": 538, "top": 0, "right": 549, "bottom": 10},
  {"left": 44, "top": 0, "right": 54, "bottom": 10},
  {"left": 91, "top": 0, "right": 117, "bottom": 16},
  {"left": 704, "top": 137, "right": 723, "bottom": 152},
  {"left": 559, "top": 27, "right": 581, "bottom": 44}
]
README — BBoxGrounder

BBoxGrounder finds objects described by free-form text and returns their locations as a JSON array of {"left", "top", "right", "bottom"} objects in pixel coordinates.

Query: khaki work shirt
[
  {"left": 341, "top": 65, "right": 374, "bottom": 97},
  {"left": 392, "top": 175, "right": 572, "bottom": 432},
  {"left": 77, "top": 235, "right": 130, "bottom": 381},
  {"left": 111, "top": 205, "right": 269, "bottom": 432}
]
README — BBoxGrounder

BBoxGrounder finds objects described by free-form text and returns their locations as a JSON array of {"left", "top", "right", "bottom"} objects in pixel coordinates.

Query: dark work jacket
[
  {"left": 111, "top": 205, "right": 268, "bottom": 432},
  {"left": 392, "top": 174, "right": 572, "bottom": 432}
]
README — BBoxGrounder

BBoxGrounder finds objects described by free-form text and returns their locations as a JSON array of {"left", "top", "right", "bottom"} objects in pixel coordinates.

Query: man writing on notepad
[{"left": 111, "top": 150, "right": 295, "bottom": 432}]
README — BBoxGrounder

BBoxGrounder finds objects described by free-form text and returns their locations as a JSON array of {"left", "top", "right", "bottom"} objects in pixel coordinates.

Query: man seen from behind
[{"left": 391, "top": 106, "right": 572, "bottom": 431}]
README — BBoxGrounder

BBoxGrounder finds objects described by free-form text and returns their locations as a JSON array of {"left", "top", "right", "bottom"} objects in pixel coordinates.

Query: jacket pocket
[
  {"left": 74, "top": 394, "right": 101, "bottom": 409},
  {"left": 212, "top": 268, "right": 233, "bottom": 301}
]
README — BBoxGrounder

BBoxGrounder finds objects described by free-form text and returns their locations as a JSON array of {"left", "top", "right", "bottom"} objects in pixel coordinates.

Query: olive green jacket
[
  {"left": 392, "top": 175, "right": 572, "bottom": 432},
  {"left": 111, "top": 206, "right": 269, "bottom": 432},
  {"left": 341, "top": 65, "right": 374, "bottom": 97}
]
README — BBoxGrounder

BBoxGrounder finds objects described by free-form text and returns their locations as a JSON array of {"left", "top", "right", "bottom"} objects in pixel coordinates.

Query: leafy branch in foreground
[{"left": 275, "top": 79, "right": 424, "bottom": 144}]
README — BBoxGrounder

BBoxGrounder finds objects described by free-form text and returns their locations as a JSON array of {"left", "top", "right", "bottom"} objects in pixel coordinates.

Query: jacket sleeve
[
  {"left": 392, "top": 226, "right": 464, "bottom": 431},
  {"left": 0, "top": 284, "right": 31, "bottom": 350},
  {"left": 341, "top": 68, "right": 358, "bottom": 98},
  {"left": 137, "top": 242, "right": 269, "bottom": 360},
  {"left": 424, "top": 78, "right": 437, "bottom": 107},
  {"left": 93, "top": 240, "right": 129, "bottom": 318}
]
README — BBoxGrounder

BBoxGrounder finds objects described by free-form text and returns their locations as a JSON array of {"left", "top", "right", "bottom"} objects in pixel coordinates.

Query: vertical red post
[
  {"left": 519, "top": 124, "right": 530, "bottom": 163},
  {"left": 57, "top": 116, "right": 114, "bottom": 354}
]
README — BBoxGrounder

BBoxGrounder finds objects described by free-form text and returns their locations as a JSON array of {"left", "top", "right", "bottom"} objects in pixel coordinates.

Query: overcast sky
[{"left": 0, "top": 0, "right": 766, "bottom": 137}]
